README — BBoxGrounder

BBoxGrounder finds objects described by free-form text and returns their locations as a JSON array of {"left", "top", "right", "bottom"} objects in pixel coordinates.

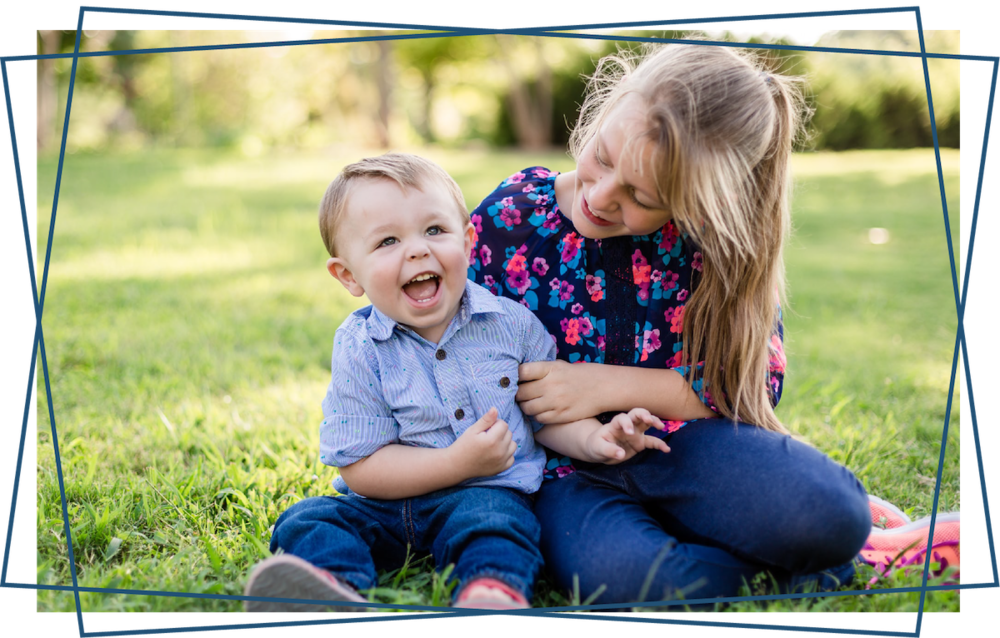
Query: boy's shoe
[
  {"left": 868, "top": 494, "right": 912, "bottom": 530},
  {"left": 453, "top": 577, "right": 530, "bottom": 610},
  {"left": 860, "top": 512, "right": 960, "bottom": 587},
  {"left": 244, "top": 554, "right": 369, "bottom": 612}
]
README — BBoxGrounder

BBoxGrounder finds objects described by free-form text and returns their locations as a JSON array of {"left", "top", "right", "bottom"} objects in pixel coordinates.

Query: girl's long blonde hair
[{"left": 569, "top": 43, "right": 810, "bottom": 434}]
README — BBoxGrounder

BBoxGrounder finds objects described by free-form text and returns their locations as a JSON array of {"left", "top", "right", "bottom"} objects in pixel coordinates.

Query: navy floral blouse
[{"left": 467, "top": 167, "right": 786, "bottom": 480}]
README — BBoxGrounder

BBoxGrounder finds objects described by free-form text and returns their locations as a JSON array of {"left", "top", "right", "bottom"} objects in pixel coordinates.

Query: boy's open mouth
[{"left": 402, "top": 273, "right": 440, "bottom": 303}]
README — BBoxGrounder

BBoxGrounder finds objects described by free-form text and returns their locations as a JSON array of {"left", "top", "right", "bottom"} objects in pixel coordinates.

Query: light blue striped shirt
[{"left": 321, "top": 280, "right": 557, "bottom": 495}]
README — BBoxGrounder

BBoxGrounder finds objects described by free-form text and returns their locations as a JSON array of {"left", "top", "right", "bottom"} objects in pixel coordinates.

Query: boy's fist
[
  {"left": 586, "top": 407, "right": 670, "bottom": 465},
  {"left": 450, "top": 407, "right": 518, "bottom": 478}
]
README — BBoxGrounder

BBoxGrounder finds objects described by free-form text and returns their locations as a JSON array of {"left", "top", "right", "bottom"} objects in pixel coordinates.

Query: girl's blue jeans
[
  {"left": 535, "top": 418, "right": 872, "bottom": 606},
  {"left": 269, "top": 485, "right": 542, "bottom": 602}
]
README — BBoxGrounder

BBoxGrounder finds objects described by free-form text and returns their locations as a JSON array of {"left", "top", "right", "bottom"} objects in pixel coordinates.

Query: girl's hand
[
  {"left": 448, "top": 408, "right": 517, "bottom": 479},
  {"left": 517, "top": 360, "right": 605, "bottom": 424},
  {"left": 585, "top": 408, "right": 670, "bottom": 465}
]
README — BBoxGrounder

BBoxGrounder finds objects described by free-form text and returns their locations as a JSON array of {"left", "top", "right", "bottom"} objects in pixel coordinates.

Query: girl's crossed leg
[{"left": 535, "top": 418, "right": 870, "bottom": 605}]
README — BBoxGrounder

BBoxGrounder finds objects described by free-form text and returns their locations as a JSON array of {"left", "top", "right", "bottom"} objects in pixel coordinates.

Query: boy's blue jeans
[
  {"left": 270, "top": 485, "right": 542, "bottom": 602},
  {"left": 535, "top": 418, "right": 872, "bottom": 606}
]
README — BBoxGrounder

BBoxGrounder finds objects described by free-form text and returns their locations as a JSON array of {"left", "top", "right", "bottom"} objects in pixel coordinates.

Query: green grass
[{"left": 34, "top": 146, "right": 960, "bottom": 613}]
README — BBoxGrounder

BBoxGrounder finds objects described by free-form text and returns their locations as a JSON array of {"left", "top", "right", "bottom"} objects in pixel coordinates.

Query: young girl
[{"left": 467, "top": 43, "right": 960, "bottom": 604}]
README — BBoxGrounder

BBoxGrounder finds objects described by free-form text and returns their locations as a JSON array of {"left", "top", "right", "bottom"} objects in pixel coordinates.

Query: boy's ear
[
  {"left": 463, "top": 221, "right": 476, "bottom": 260},
  {"left": 327, "top": 257, "right": 365, "bottom": 297}
]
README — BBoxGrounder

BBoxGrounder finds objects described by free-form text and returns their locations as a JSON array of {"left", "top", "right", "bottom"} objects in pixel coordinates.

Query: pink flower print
[
  {"left": 692, "top": 251, "right": 704, "bottom": 272},
  {"left": 484, "top": 275, "right": 496, "bottom": 287},
  {"left": 560, "top": 232, "right": 583, "bottom": 264},
  {"left": 521, "top": 299, "right": 531, "bottom": 309},
  {"left": 506, "top": 253, "right": 527, "bottom": 274},
  {"left": 549, "top": 277, "right": 562, "bottom": 291},
  {"left": 555, "top": 465, "right": 574, "bottom": 478},
  {"left": 643, "top": 328, "right": 662, "bottom": 353},
  {"left": 571, "top": 303, "right": 583, "bottom": 315},
  {"left": 666, "top": 350, "right": 683, "bottom": 367},
  {"left": 542, "top": 212, "right": 561, "bottom": 232},
  {"left": 506, "top": 172, "right": 526, "bottom": 184},
  {"left": 558, "top": 281, "right": 574, "bottom": 301},
  {"left": 650, "top": 270, "right": 662, "bottom": 284},
  {"left": 661, "top": 270, "right": 679, "bottom": 290},
  {"left": 669, "top": 305, "right": 685, "bottom": 334},
  {"left": 479, "top": 244, "right": 492, "bottom": 267},
  {"left": 501, "top": 196, "right": 514, "bottom": 207},
  {"left": 532, "top": 257, "right": 549, "bottom": 276},
  {"left": 508, "top": 269, "right": 530, "bottom": 294},
  {"left": 534, "top": 168, "right": 558, "bottom": 179},
  {"left": 578, "top": 317, "right": 593, "bottom": 336},
  {"left": 564, "top": 319, "right": 582, "bottom": 345},
  {"left": 768, "top": 334, "right": 787, "bottom": 373},
  {"left": 522, "top": 183, "right": 536, "bottom": 193},
  {"left": 500, "top": 207, "right": 521, "bottom": 228},
  {"left": 633, "top": 263, "right": 651, "bottom": 285},
  {"left": 597, "top": 336, "right": 606, "bottom": 352},
  {"left": 533, "top": 207, "right": 547, "bottom": 219},
  {"left": 536, "top": 193, "right": 550, "bottom": 206},
  {"left": 677, "top": 289, "right": 689, "bottom": 302},
  {"left": 470, "top": 213, "right": 483, "bottom": 234},
  {"left": 659, "top": 221, "right": 680, "bottom": 253},
  {"left": 665, "top": 420, "right": 685, "bottom": 433},
  {"left": 585, "top": 274, "right": 604, "bottom": 302}
]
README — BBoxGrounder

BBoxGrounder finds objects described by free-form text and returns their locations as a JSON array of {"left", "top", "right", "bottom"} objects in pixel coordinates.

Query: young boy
[{"left": 244, "top": 153, "right": 669, "bottom": 612}]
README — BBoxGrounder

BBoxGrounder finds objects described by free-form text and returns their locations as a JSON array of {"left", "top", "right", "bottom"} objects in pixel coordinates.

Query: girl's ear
[{"left": 327, "top": 257, "right": 365, "bottom": 297}]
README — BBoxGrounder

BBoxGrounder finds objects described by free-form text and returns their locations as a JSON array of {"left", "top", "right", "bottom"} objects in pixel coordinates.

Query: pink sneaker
[
  {"left": 454, "top": 577, "right": 530, "bottom": 610},
  {"left": 868, "top": 495, "right": 912, "bottom": 530},
  {"left": 861, "top": 512, "right": 960, "bottom": 587},
  {"left": 244, "top": 554, "right": 369, "bottom": 612}
]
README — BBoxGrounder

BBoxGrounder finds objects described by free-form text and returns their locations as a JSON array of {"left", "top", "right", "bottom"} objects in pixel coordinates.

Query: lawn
[{"left": 33, "top": 146, "right": 961, "bottom": 613}]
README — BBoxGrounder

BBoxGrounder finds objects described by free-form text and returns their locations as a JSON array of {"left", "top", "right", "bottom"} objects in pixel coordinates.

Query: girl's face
[{"left": 561, "top": 94, "right": 670, "bottom": 239}]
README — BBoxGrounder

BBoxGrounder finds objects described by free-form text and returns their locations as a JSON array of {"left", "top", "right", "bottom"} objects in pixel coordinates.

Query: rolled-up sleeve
[{"left": 319, "top": 327, "right": 399, "bottom": 467}]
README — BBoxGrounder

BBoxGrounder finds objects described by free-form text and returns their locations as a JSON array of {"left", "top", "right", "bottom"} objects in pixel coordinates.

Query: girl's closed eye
[{"left": 594, "top": 141, "right": 610, "bottom": 168}]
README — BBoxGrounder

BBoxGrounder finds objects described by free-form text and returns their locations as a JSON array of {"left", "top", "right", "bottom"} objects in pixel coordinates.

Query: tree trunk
[
  {"left": 37, "top": 30, "right": 61, "bottom": 151},
  {"left": 375, "top": 40, "right": 393, "bottom": 149},
  {"left": 495, "top": 34, "right": 553, "bottom": 150}
]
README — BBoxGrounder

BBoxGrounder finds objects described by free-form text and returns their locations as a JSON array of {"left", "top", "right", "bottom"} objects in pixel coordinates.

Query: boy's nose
[{"left": 405, "top": 241, "right": 430, "bottom": 260}]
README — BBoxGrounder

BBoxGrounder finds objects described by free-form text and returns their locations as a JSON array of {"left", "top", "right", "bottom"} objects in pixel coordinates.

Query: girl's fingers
[
  {"left": 514, "top": 380, "right": 544, "bottom": 403},
  {"left": 517, "top": 361, "right": 552, "bottom": 382},
  {"left": 516, "top": 396, "right": 546, "bottom": 416}
]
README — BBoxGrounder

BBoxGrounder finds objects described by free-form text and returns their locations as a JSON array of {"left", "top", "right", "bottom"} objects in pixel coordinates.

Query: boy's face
[{"left": 327, "top": 178, "right": 474, "bottom": 344}]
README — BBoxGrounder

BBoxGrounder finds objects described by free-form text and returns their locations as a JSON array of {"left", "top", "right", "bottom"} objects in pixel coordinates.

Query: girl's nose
[{"left": 588, "top": 175, "right": 620, "bottom": 214}]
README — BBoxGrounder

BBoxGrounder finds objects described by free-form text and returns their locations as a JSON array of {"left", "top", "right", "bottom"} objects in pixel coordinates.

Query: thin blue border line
[
  {"left": 0, "top": 6, "right": 991, "bottom": 634},
  {"left": 0, "top": 60, "right": 43, "bottom": 588},
  {"left": 40, "top": 331, "right": 86, "bottom": 634},
  {"left": 74, "top": 3, "right": 921, "bottom": 34},
  {"left": 72, "top": 613, "right": 919, "bottom": 638},
  {"left": 912, "top": 9, "right": 955, "bottom": 634},
  {"left": 9, "top": 580, "right": 976, "bottom": 611},
  {"left": 956, "top": 57, "right": 1000, "bottom": 587},
  {"left": 2, "top": 35, "right": 994, "bottom": 64},
  {"left": 25, "top": 10, "right": 968, "bottom": 636}
]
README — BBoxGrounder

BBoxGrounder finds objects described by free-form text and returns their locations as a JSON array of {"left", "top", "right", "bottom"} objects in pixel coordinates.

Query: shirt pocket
[{"left": 468, "top": 358, "right": 520, "bottom": 426}]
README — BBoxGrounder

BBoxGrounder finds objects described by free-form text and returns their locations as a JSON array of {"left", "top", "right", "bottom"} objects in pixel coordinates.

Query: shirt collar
[{"left": 365, "top": 280, "right": 506, "bottom": 342}]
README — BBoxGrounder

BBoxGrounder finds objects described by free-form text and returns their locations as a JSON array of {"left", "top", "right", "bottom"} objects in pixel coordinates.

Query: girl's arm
[
  {"left": 517, "top": 360, "right": 715, "bottom": 425},
  {"left": 339, "top": 408, "right": 516, "bottom": 499}
]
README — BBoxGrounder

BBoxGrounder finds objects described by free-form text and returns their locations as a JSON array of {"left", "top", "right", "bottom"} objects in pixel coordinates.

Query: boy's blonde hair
[
  {"left": 319, "top": 153, "right": 469, "bottom": 258},
  {"left": 570, "top": 43, "right": 810, "bottom": 434}
]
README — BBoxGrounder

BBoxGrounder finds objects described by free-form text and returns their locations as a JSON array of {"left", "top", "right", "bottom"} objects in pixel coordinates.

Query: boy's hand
[
  {"left": 449, "top": 407, "right": 517, "bottom": 479},
  {"left": 585, "top": 408, "right": 670, "bottom": 465}
]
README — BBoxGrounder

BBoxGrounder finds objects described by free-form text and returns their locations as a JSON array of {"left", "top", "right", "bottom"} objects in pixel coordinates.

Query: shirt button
[
  {"left": 454, "top": 408, "right": 465, "bottom": 420},
  {"left": 499, "top": 376, "right": 511, "bottom": 388},
  {"left": 436, "top": 349, "right": 447, "bottom": 361}
]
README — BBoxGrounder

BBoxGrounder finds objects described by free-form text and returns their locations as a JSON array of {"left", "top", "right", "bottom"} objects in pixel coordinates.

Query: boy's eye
[
  {"left": 377, "top": 237, "right": 397, "bottom": 248},
  {"left": 426, "top": 225, "right": 444, "bottom": 236}
]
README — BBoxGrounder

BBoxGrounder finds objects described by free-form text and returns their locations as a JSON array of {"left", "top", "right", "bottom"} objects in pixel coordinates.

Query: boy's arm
[
  {"left": 340, "top": 408, "right": 517, "bottom": 499},
  {"left": 534, "top": 408, "right": 669, "bottom": 465}
]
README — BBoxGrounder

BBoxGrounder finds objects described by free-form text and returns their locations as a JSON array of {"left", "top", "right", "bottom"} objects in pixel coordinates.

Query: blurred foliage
[{"left": 38, "top": 29, "right": 959, "bottom": 153}]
